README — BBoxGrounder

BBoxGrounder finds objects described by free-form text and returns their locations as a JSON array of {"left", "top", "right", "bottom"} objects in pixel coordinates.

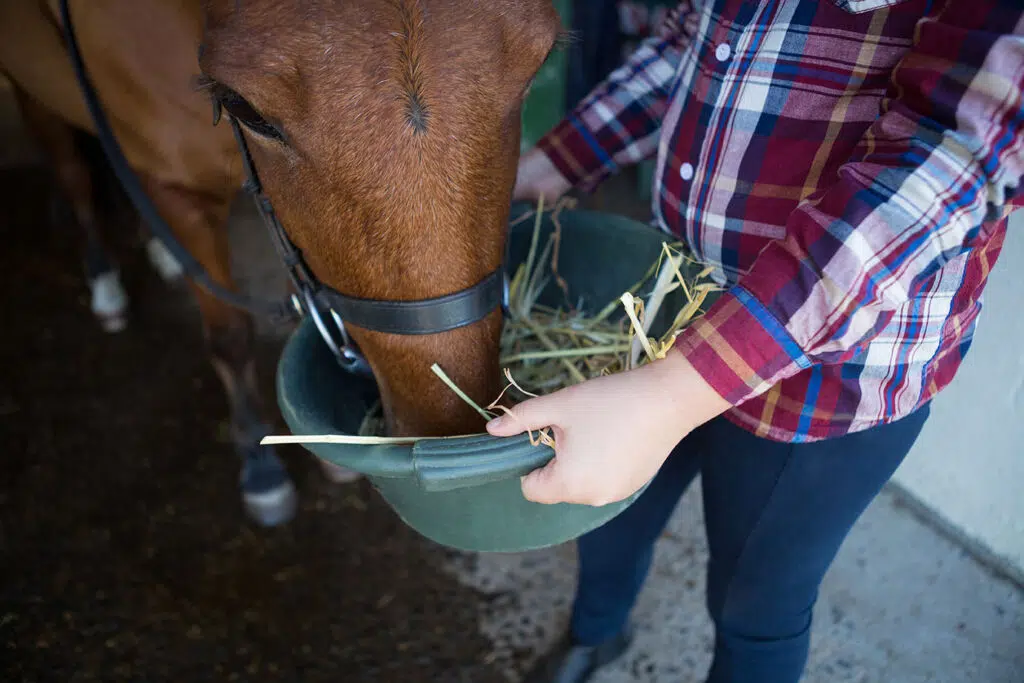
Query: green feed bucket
[{"left": 275, "top": 205, "right": 698, "bottom": 552}]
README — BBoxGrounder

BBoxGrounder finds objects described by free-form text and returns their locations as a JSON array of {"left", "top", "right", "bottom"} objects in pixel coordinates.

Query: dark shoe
[{"left": 522, "top": 625, "right": 633, "bottom": 683}]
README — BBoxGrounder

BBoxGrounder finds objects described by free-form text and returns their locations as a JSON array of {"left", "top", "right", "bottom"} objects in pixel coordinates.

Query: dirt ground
[{"left": 0, "top": 140, "right": 523, "bottom": 681}]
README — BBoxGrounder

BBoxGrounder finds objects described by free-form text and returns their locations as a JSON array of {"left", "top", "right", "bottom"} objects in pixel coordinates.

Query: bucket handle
[{"left": 411, "top": 433, "right": 555, "bottom": 492}]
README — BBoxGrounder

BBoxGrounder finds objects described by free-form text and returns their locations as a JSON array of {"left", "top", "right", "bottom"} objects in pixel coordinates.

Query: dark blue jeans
[{"left": 570, "top": 404, "right": 931, "bottom": 682}]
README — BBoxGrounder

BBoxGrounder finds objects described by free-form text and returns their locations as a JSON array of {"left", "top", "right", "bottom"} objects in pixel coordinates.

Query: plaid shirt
[{"left": 537, "top": 0, "right": 1023, "bottom": 442}]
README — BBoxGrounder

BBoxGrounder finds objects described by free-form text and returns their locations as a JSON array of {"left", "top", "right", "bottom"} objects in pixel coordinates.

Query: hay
[
  {"left": 261, "top": 197, "right": 719, "bottom": 448},
  {"left": 496, "top": 197, "right": 718, "bottom": 396}
]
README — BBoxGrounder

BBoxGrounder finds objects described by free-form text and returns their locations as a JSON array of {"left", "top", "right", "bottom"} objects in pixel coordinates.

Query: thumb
[
  {"left": 519, "top": 458, "right": 566, "bottom": 505},
  {"left": 485, "top": 394, "right": 559, "bottom": 437}
]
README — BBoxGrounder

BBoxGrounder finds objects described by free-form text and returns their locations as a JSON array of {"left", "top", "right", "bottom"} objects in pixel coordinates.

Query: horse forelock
[{"left": 392, "top": 0, "right": 429, "bottom": 135}]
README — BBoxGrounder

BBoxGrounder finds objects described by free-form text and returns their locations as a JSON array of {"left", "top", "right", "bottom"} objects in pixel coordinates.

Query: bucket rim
[{"left": 275, "top": 205, "right": 670, "bottom": 486}]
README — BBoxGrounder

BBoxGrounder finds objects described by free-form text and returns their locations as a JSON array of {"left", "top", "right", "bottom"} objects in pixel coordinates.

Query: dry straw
[
  {"left": 261, "top": 197, "right": 719, "bottom": 448},
  {"left": 497, "top": 196, "right": 718, "bottom": 390}
]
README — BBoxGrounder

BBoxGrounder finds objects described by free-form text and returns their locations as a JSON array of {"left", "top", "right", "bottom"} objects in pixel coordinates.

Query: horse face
[{"left": 199, "top": 0, "right": 561, "bottom": 436}]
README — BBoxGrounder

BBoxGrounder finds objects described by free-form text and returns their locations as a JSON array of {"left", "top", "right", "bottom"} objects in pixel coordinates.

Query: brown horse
[{"left": 1, "top": 0, "right": 561, "bottom": 525}]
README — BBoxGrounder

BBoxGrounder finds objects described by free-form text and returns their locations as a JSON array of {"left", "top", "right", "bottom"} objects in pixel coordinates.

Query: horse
[{"left": 0, "top": 0, "right": 561, "bottom": 526}]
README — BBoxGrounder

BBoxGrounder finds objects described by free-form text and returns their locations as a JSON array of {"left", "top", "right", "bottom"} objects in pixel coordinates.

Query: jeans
[{"left": 569, "top": 404, "right": 931, "bottom": 683}]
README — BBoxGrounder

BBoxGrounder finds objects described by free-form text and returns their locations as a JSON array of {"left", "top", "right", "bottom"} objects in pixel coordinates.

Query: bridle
[
  {"left": 223, "top": 114, "right": 508, "bottom": 376},
  {"left": 58, "top": 0, "right": 508, "bottom": 378}
]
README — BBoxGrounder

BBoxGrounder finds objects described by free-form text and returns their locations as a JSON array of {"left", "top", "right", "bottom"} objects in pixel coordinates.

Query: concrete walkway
[{"left": 444, "top": 484, "right": 1024, "bottom": 683}]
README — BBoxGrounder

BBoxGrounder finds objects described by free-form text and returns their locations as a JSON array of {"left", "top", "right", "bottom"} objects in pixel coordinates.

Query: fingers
[
  {"left": 519, "top": 461, "right": 564, "bottom": 505},
  {"left": 513, "top": 148, "right": 571, "bottom": 204},
  {"left": 520, "top": 461, "right": 622, "bottom": 507},
  {"left": 485, "top": 393, "right": 560, "bottom": 437}
]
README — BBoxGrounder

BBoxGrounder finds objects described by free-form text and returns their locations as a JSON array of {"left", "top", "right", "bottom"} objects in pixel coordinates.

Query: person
[
  {"left": 488, "top": 1, "right": 1023, "bottom": 681},
  {"left": 565, "top": 0, "right": 622, "bottom": 108}
]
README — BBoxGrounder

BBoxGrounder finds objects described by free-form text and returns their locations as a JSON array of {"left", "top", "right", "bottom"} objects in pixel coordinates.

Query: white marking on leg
[
  {"left": 146, "top": 237, "right": 184, "bottom": 282},
  {"left": 89, "top": 270, "right": 128, "bottom": 332}
]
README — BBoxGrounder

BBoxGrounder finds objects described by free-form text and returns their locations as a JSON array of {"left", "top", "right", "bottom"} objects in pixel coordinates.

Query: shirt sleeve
[
  {"left": 534, "top": 3, "right": 695, "bottom": 193},
  {"left": 673, "top": 0, "right": 1024, "bottom": 406}
]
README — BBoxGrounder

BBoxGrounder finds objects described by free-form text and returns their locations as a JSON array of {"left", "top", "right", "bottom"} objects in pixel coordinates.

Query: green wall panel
[{"left": 520, "top": 0, "right": 572, "bottom": 152}]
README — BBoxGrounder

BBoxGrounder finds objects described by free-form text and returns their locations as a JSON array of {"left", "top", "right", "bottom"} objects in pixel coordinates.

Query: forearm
[{"left": 533, "top": 10, "right": 691, "bottom": 192}]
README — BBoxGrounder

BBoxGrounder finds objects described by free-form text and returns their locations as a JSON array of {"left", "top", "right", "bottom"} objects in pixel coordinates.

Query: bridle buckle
[{"left": 299, "top": 286, "right": 373, "bottom": 378}]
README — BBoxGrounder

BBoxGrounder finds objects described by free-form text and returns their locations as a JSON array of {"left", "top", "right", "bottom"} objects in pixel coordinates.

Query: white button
[
  {"left": 715, "top": 43, "right": 732, "bottom": 62},
  {"left": 679, "top": 162, "right": 695, "bottom": 181}
]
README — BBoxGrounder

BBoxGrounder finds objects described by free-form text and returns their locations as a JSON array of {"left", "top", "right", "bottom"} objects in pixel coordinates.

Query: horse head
[{"left": 198, "top": 0, "right": 562, "bottom": 437}]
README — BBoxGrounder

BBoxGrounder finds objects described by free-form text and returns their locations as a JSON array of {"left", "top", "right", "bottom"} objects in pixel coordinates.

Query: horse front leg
[
  {"left": 140, "top": 177, "right": 297, "bottom": 527},
  {"left": 11, "top": 83, "right": 128, "bottom": 332}
]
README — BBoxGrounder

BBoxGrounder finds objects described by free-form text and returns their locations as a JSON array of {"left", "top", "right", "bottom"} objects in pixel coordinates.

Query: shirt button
[
  {"left": 679, "top": 162, "right": 695, "bottom": 181},
  {"left": 715, "top": 43, "right": 732, "bottom": 62}
]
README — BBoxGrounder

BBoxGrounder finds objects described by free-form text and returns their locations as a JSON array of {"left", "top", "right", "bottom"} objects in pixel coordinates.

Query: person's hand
[
  {"left": 486, "top": 349, "right": 731, "bottom": 505},
  {"left": 514, "top": 146, "right": 572, "bottom": 204}
]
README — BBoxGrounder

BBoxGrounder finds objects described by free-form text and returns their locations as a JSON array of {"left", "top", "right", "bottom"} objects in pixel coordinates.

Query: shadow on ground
[{"left": 0, "top": 158, "right": 513, "bottom": 682}]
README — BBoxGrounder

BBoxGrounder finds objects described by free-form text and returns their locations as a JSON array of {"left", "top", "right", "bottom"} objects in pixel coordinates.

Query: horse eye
[{"left": 211, "top": 84, "right": 285, "bottom": 142}]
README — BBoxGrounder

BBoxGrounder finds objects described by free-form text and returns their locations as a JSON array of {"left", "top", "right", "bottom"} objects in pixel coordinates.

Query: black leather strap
[
  {"left": 62, "top": 0, "right": 504, "bottom": 345},
  {"left": 316, "top": 269, "right": 504, "bottom": 335},
  {"left": 58, "top": 0, "right": 296, "bottom": 323},
  {"left": 228, "top": 117, "right": 505, "bottom": 337}
]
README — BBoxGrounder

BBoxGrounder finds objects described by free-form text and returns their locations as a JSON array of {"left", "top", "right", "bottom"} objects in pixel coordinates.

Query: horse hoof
[
  {"left": 89, "top": 271, "right": 128, "bottom": 333},
  {"left": 240, "top": 447, "right": 298, "bottom": 527},
  {"left": 319, "top": 459, "right": 363, "bottom": 484},
  {"left": 99, "top": 313, "right": 128, "bottom": 333},
  {"left": 145, "top": 236, "right": 184, "bottom": 282}
]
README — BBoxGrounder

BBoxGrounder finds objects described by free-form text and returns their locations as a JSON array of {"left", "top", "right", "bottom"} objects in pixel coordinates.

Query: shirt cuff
[
  {"left": 535, "top": 114, "right": 619, "bottom": 194},
  {"left": 672, "top": 286, "right": 813, "bottom": 406}
]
